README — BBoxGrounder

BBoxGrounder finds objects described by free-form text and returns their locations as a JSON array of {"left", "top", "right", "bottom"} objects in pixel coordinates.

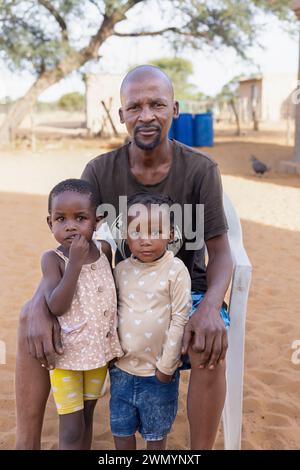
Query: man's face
[{"left": 119, "top": 76, "right": 178, "bottom": 150}]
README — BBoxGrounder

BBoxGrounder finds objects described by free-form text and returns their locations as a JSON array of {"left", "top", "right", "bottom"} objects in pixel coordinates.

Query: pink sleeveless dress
[{"left": 52, "top": 242, "right": 123, "bottom": 370}]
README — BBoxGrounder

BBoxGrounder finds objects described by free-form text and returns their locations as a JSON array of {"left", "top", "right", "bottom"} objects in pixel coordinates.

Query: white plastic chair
[
  {"left": 97, "top": 195, "right": 252, "bottom": 450},
  {"left": 221, "top": 193, "right": 252, "bottom": 450}
]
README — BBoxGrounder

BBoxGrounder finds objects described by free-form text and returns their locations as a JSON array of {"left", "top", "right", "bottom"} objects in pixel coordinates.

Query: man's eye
[{"left": 128, "top": 105, "right": 138, "bottom": 111}]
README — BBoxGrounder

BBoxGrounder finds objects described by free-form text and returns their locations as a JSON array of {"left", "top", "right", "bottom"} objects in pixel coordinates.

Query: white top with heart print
[{"left": 113, "top": 251, "right": 191, "bottom": 376}]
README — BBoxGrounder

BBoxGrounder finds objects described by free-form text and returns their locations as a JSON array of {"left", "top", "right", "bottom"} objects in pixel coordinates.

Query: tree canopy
[
  {"left": 149, "top": 57, "right": 197, "bottom": 100},
  {"left": 0, "top": 0, "right": 294, "bottom": 142},
  {"left": 0, "top": 0, "right": 293, "bottom": 75}
]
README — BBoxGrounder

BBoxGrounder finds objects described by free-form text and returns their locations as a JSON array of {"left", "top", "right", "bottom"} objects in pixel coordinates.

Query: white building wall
[
  {"left": 261, "top": 73, "right": 297, "bottom": 122},
  {"left": 238, "top": 73, "right": 297, "bottom": 124},
  {"left": 85, "top": 74, "right": 126, "bottom": 135}
]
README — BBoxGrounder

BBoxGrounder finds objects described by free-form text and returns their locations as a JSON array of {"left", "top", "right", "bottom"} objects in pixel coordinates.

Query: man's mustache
[{"left": 134, "top": 125, "right": 161, "bottom": 134}]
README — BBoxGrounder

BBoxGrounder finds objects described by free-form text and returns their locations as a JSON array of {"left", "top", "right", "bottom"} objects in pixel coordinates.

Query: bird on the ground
[{"left": 250, "top": 155, "right": 271, "bottom": 176}]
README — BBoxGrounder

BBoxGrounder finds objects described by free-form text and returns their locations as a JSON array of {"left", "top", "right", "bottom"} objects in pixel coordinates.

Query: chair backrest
[
  {"left": 223, "top": 193, "right": 251, "bottom": 268},
  {"left": 222, "top": 192, "right": 252, "bottom": 450}
]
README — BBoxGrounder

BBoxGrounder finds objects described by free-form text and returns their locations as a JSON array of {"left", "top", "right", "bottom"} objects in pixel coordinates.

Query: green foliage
[
  {"left": 0, "top": 0, "right": 84, "bottom": 73},
  {"left": 149, "top": 57, "right": 198, "bottom": 100},
  {"left": 0, "top": 0, "right": 294, "bottom": 78},
  {"left": 170, "top": 0, "right": 294, "bottom": 57},
  {"left": 216, "top": 76, "right": 242, "bottom": 104},
  {"left": 57, "top": 92, "right": 85, "bottom": 111}
]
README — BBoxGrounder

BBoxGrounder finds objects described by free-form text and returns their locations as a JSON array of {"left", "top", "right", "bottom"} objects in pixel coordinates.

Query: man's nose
[{"left": 138, "top": 106, "right": 154, "bottom": 123}]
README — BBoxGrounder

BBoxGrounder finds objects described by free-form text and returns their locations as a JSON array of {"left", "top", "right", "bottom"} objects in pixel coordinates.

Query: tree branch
[
  {"left": 113, "top": 25, "right": 209, "bottom": 39},
  {"left": 114, "top": 26, "right": 181, "bottom": 37},
  {"left": 37, "top": 0, "right": 68, "bottom": 40},
  {"left": 82, "top": 0, "right": 144, "bottom": 59},
  {"left": 89, "top": 0, "right": 105, "bottom": 17}
]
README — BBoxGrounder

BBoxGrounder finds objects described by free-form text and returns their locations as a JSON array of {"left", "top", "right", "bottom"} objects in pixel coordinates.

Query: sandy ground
[{"left": 0, "top": 131, "right": 299, "bottom": 450}]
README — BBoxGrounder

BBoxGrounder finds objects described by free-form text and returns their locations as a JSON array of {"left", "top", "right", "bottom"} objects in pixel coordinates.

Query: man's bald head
[{"left": 120, "top": 65, "right": 174, "bottom": 101}]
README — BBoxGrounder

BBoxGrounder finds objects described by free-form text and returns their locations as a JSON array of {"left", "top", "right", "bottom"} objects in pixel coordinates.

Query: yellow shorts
[{"left": 49, "top": 366, "right": 107, "bottom": 415}]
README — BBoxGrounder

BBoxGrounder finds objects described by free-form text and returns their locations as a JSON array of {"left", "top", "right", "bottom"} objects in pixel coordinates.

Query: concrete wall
[
  {"left": 239, "top": 78, "right": 262, "bottom": 124},
  {"left": 238, "top": 73, "right": 297, "bottom": 124},
  {"left": 85, "top": 74, "right": 126, "bottom": 136},
  {"left": 262, "top": 73, "right": 297, "bottom": 122}
]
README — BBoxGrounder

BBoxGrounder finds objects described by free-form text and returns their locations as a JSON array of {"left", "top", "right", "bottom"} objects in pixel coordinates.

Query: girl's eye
[
  {"left": 57, "top": 217, "right": 64, "bottom": 222},
  {"left": 151, "top": 230, "right": 160, "bottom": 237},
  {"left": 129, "top": 230, "right": 139, "bottom": 239},
  {"left": 76, "top": 216, "right": 86, "bottom": 221}
]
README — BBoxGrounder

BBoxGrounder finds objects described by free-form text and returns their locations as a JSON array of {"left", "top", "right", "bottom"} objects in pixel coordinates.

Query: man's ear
[
  {"left": 47, "top": 215, "right": 52, "bottom": 231},
  {"left": 173, "top": 101, "right": 179, "bottom": 119},
  {"left": 119, "top": 108, "right": 125, "bottom": 124}
]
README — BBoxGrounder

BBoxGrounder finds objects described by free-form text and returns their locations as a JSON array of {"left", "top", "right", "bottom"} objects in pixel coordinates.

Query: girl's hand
[
  {"left": 69, "top": 234, "right": 89, "bottom": 266},
  {"left": 155, "top": 369, "right": 173, "bottom": 384}
]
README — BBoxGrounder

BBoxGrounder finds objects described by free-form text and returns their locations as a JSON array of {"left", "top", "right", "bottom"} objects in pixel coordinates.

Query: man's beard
[{"left": 133, "top": 126, "right": 162, "bottom": 150}]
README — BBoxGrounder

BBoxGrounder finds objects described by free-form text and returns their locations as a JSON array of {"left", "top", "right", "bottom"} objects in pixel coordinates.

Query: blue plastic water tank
[
  {"left": 173, "top": 113, "right": 194, "bottom": 146},
  {"left": 168, "top": 119, "right": 175, "bottom": 140},
  {"left": 194, "top": 113, "right": 214, "bottom": 147}
]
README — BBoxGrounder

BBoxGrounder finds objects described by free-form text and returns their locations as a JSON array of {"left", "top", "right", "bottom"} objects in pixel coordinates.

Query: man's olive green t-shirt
[{"left": 81, "top": 140, "right": 228, "bottom": 292}]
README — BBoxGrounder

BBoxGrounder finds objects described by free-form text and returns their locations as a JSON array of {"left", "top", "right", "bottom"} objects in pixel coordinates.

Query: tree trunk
[
  {"left": 0, "top": 71, "right": 61, "bottom": 144},
  {"left": 230, "top": 99, "right": 241, "bottom": 136},
  {"left": 252, "top": 108, "right": 259, "bottom": 131}
]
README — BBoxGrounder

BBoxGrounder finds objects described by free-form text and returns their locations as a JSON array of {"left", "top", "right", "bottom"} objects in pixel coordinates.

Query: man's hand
[
  {"left": 27, "top": 282, "right": 63, "bottom": 370},
  {"left": 69, "top": 234, "right": 89, "bottom": 266},
  {"left": 155, "top": 369, "right": 173, "bottom": 384},
  {"left": 182, "top": 298, "right": 228, "bottom": 370}
]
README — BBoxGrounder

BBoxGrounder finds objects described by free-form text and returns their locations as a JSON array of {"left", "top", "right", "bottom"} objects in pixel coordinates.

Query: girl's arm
[
  {"left": 100, "top": 240, "right": 113, "bottom": 266},
  {"left": 156, "top": 265, "right": 192, "bottom": 378},
  {"left": 41, "top": 251, "right": 82, "bottom": 316},
  {"left": 41, "top": 235, "right": 89, "bottom": 316}
]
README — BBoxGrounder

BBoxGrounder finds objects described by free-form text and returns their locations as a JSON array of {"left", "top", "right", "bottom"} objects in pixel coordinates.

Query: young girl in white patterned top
[
  {"left": 41, "top": 179, "right": 123, "bottom": 450},
  {"left": 110, "top": 192, "right": 191, "bottom": 451}
]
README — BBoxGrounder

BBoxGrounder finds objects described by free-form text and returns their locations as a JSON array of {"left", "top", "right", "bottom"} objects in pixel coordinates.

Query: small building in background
[
  {"left": 238, "top": 73, "right": 297, "bottom": 125},
  {"left": 85, "top": 73, "right": 125, "bottom": 136}
]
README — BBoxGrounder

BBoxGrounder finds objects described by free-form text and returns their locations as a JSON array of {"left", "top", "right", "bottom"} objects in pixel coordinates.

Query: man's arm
[
  {"left": 182, "top": 233, "right": 233, "bottom": 369},
  {"left": 27, "top": 278, "right": 63, "bottom": 370}
]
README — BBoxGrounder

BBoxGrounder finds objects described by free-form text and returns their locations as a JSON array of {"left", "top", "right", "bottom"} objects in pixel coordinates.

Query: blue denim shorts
[
  {"left": 109, "top": 367, "right": 180, "bottom": 441},
  {"left": 180, "top": 291, "right": 230, "bottom": 370}
]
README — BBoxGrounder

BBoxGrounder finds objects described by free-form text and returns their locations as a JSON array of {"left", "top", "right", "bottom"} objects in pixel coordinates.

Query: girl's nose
[
  {"left": 65, "top": 223, "right": 76, "bottom": 231},
  {"left": 140, "top": 237, "right": 152, "bottom": 246}
]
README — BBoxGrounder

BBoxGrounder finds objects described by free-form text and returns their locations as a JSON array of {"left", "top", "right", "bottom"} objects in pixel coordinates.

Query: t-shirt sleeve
[
  {"left": 156, "top": 264, "right": 191, "bottom": 375},
  {"left": 81, "top": 161, "right": 102, "bottom": 206},
  {"left": 200, "top": 164, "right": 228, "bottom": 241}
]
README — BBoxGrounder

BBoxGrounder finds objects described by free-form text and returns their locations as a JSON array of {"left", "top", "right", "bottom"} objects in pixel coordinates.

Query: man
[{"left": 15, "top": 65, "right": 233, "bottom": 450}]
